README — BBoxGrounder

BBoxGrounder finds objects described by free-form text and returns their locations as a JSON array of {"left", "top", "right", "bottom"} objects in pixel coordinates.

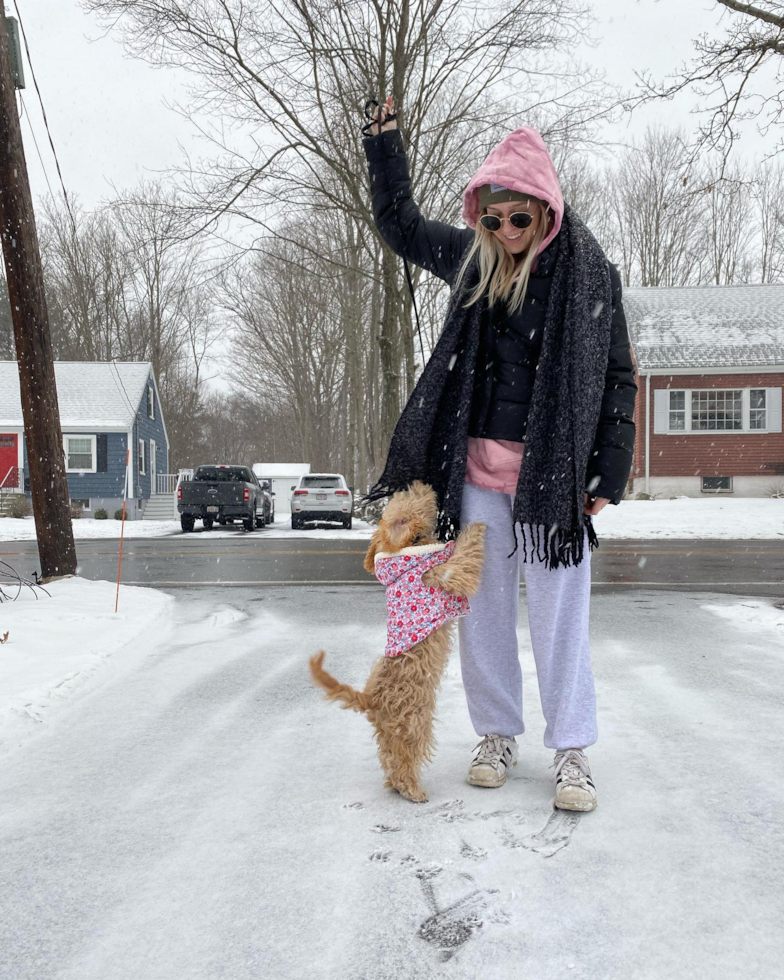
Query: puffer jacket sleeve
[
  {"left": 363, "top": 129, "right": 475, "bottom": 286},
  {"left": 585, "top": 263, "right": 638, "bottom": 505}
]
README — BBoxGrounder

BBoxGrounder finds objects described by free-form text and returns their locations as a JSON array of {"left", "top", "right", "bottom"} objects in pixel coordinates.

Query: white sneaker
[
  {"left": 468, "top": 734, "right": 518, "bottom": 788},
  {"left": 552, "top": 748, "right": 598, "bottom": 811}
]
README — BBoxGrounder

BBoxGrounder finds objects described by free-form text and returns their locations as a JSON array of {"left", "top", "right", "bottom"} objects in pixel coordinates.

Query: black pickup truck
[{"left": 177, "top": 465, "right": 273, "bottom": 532}]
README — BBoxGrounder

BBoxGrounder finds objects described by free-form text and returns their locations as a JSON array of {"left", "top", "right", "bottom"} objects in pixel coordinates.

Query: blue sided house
[{"left": 0, "top": 361, "right": 169, "bottom": 520}]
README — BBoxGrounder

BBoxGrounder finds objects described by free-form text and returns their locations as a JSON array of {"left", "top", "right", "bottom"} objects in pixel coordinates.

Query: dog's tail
[{"left": 309, "top": 650, "right": 374, "bottom": 713}]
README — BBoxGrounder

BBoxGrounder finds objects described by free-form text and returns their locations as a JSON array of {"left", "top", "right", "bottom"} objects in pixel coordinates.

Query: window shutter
[
  {"left": 97, "top": 434, "right": 108, "bottom": 472},
  {"left": 767, "top": 387, "right": 782, "bottom": 433},
  {"left": 653, "top": 389, "right": 669, "bottom": 433}
]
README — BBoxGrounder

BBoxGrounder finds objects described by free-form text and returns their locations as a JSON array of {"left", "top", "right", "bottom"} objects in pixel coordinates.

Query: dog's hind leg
[{"left": 381, "top": 717, "right": 429, "bottom": 804}]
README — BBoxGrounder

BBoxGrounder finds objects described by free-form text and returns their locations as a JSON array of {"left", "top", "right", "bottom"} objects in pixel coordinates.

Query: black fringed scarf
[{"left": 362, "top": 204, "right": 614, "bottom": 570}]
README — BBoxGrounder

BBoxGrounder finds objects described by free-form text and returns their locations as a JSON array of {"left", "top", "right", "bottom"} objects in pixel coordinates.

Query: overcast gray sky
[{"left": 13, "top": 0, "right": 773, "bottom": 211}]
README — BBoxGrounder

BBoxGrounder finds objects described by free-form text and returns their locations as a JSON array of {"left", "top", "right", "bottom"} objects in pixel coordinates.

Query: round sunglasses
[{"left": 479, "top": 211, "right": 534, "bottom": 232}]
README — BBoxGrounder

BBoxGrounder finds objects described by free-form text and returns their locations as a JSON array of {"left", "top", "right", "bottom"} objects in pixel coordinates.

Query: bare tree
[
  {"left": 702, "top": 163, "right": 756, "bottom": 283},
  {"left": 222, "top": 224, "right": 349, "bottom": 470},
  {"left": 38, "top": 186, "right": 221, "bottom": 468},
  {"left": 634, "top": 0, "right": 784, "bottom": 170},
  {"left": 610, "top": 128, "right": 708, "bottom": 286},
  {"left": 753, "top": 161, "right": 784, "bottom": 281}
]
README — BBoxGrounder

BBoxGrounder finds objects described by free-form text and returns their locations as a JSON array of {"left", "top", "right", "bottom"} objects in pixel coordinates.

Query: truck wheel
[
  {"left": 243, "top": 514, "right": 255, "bottom": 532},
  {"left": 203, "top": 517, "right": 214, "bottom": 530},
  {"left": 181, "top": 515, "right": 195, "bottom": 533},
  {"left": 256, "top": 512, "right": 265, "bottom": 528}
]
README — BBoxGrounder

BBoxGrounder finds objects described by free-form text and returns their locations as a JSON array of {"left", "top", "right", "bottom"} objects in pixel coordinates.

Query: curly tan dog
[{"left": 309, "top": 481, "right": 486, "bottom": 803}]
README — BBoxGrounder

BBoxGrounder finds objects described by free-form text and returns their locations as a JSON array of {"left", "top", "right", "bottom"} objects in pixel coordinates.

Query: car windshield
[
  {"left": 301, "top": 476, "right": 342, "bottom": 488},
  {"left": 194, "top": 466, "right": 252, "bottom": 482}
]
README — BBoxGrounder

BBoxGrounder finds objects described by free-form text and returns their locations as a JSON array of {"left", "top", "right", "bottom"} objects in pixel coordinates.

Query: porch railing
[{"left": 156, "top": 473, "right": 179, "bottom": 495}]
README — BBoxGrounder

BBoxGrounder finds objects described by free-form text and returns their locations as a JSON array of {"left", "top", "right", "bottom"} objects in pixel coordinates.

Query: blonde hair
[{"left": 453, "top": 198, "right": 551, "bottom": 314}]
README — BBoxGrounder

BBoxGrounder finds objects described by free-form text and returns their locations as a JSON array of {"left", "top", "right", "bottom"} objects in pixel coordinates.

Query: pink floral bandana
[{"left": 374, "top": 540, "right": 470, "bottom": 657}]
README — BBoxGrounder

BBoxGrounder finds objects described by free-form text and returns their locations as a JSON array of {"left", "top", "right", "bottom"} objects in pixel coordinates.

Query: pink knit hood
[{"left": 462, "top": 127, "right": 564, "bottom": 256}]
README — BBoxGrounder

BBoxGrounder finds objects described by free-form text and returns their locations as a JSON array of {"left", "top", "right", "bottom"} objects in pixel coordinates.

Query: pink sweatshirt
[
  {"left": 465, "top": 437, "right": 525, "bottom": 494},
  {"left": 374, "top": 540, "right": 469, "bottom": 657}
]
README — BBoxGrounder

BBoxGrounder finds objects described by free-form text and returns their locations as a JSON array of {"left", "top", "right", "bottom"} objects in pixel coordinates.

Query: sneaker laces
[
  {"left": 551, "top": 748, "right": 591, "bottom": 787},
  {"left": 472, "top": 734, "right": 511, "bottom": 767}
]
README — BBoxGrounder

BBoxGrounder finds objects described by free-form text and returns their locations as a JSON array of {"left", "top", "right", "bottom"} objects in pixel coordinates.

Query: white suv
[{"left": 290, "top": 473, "right": 354, "bottom": 529}]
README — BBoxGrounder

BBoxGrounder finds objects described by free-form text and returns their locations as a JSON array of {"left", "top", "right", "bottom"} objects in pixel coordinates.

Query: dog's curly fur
[{"left": 309, "top": 481, "right": 486, "bottom": 803}]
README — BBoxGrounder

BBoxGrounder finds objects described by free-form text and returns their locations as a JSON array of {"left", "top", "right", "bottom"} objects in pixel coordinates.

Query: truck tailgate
[{"left": 180, "top": 483, "right": 246, "bottom": 507}]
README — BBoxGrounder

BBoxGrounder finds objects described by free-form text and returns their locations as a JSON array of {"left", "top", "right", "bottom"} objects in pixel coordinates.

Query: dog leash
[{"left": 362, "top": 97, "right": 427, "bottom": 368}]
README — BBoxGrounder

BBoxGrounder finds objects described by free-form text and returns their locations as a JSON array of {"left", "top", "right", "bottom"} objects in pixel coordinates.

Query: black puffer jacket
[{"left": 364, "top": 130, "right": 637, "bottom": 505}]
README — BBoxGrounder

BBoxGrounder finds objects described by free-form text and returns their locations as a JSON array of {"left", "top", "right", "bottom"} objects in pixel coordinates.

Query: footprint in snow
[
  {"left": 497, "top": 809, "right": 581, "bottom": 858},
  {"left": 459, "top": 839, "right": 488, "bottom": 861}
]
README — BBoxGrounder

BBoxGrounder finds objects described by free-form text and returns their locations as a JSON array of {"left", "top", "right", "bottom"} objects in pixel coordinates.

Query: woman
[{"left": 361, "top": 97, "right": 637, "bottom": 811}]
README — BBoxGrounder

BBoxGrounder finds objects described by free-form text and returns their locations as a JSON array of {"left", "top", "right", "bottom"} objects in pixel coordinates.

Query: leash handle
[{"left": 361, "top": 98, "right": 397, "bottom": 137}]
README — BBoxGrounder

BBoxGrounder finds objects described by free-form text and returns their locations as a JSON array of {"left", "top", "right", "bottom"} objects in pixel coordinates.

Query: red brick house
[{"left": 623, "top": 284, "right": 784, "bottom": 499}]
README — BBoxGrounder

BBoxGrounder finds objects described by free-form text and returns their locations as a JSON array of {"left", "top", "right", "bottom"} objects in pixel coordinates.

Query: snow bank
[
  {"left": 592, "top": 496, "right": 784, "bottom": 539},
  {"left": 0, "top": 576, "right": 174, "bottom": 754}
]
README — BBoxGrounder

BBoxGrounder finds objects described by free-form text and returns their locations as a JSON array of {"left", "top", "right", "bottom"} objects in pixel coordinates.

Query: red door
[{"left": 0, "top": 434, "right": 18, "bottom": 488}]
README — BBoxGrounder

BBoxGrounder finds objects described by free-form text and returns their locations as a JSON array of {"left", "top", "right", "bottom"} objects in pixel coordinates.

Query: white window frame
[
  {"left": 64, "top": 434, "right": 97, "bottom": 473},
  {"left": 147, "top": 385, "right": 155, "bottom": 420},
  {"left": 657, "top": 387, "right": 779, "bottom": 434},
  {"left": 138, "top": 438, "right": 146, "bottom": 476},
  {"left": 70, "top": 497, "right": 92, "bottom": 510}
]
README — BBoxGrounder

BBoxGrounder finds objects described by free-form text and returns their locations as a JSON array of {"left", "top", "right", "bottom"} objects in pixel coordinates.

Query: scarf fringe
[
  {"left": 360, "top": 477, "right": 414, "bottom": 506},
  {"left": 506, "top": 515, "right": 600, "bottom": 570}
]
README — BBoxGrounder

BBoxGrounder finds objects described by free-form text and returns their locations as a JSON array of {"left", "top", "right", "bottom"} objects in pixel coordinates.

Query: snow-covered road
[{"left": 1, "top": 586, "right": 782, "bottom": 979}]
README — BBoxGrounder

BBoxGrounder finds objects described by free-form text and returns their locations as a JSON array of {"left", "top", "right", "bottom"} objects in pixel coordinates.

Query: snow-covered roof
[
  {"left": 0, "top": 361, "right": 154, "bottom": 428},
  {"left": 253, "top": 463, "right": 311, "bottom": 477},
  {"left": 624, "top": 284, "right": 784, "bottom": 370}
]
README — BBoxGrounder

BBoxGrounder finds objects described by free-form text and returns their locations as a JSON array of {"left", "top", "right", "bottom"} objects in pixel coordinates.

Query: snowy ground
[
  {"left": 0, "top": 577, "right": 174, "bottom": 754},
  {"left": 0, "top": 497, "right": 782, "bottom": 543},
  {"left": 0, "top": 582, "right": 782, "bottom": 978}
]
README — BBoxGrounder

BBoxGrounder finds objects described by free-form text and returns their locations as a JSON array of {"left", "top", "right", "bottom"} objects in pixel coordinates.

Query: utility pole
[{"left": 0, "top": 11, "right": 76, "bottom": 580}]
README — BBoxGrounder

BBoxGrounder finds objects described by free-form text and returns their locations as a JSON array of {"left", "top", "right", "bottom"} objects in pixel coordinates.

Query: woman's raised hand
[{"left": 368, "top": 95, "right": 397, "bottom": 135}]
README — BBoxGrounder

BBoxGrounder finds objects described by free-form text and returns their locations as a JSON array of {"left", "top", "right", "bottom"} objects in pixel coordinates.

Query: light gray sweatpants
[{"left": 457, "top": 482, "right": 598, "bottom": 751}]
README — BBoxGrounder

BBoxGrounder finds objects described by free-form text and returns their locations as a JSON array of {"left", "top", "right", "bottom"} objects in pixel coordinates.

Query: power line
[
  {"left": 11, "top": 0, "right": 79, "bottom": 240},
  {"left": 18, "top": 92, "right": 55, "bottom": 200},
  {"left": 109, "top": 359, "right": 140, "bottom": 421}
]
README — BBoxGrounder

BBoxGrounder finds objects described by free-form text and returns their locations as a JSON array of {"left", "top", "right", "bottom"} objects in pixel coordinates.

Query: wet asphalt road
[{"left": 1, "top": 532, "right": 783, "bottom": 597}]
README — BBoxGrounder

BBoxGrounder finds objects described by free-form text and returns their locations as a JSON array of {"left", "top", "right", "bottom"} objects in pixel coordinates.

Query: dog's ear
[{"left": 363, "top": 527, "right": 383, "bottom": 576}]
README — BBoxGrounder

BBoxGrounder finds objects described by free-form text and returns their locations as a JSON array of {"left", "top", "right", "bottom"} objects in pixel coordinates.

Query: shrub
[
  {"left": 352, "top": 495, "right": 383, "bottom": 526},
  {"left": 94, "top": 508, "right": 108, "bottom": 520},
  {"left": 7, "top": 495, "right": 31, "bottom": 519},
  {"left": 70, "top": 501, "right": 83, "bottom": 520},
  {"left": 114, "top": 508, "right": 125, "bottom": 520}
]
